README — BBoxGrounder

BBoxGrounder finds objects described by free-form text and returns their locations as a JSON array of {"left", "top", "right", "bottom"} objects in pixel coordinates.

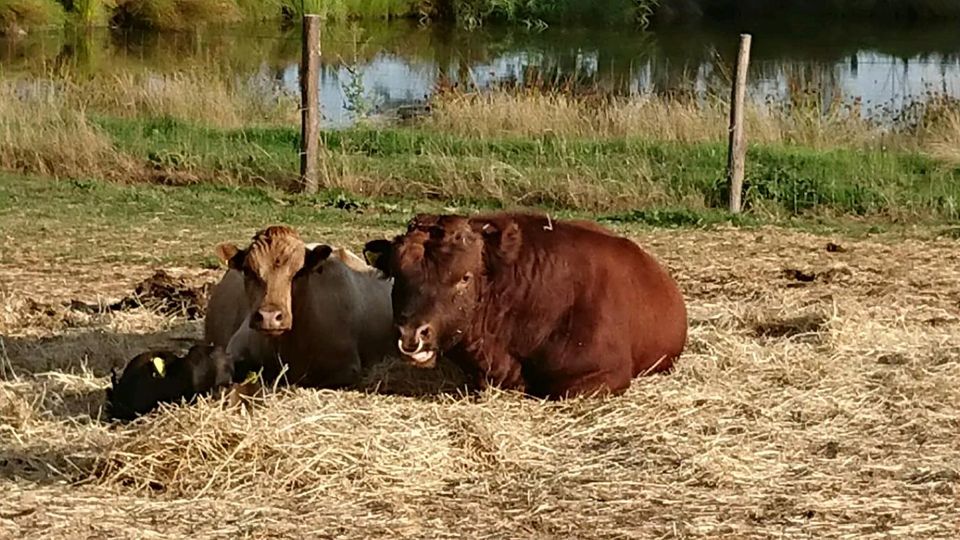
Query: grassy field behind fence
[{"left": 2, "top": 71, "right": 959, "bottom": 222}]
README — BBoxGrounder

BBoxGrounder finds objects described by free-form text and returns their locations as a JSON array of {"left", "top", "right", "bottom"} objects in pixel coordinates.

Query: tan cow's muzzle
[{"left": 251, "top": 306, "right": 291, "bottom": 335}]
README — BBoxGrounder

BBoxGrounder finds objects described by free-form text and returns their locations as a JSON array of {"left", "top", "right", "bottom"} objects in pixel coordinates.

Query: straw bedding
[{"left": 1, "top": 226, "right": 958, "bottom": 538}]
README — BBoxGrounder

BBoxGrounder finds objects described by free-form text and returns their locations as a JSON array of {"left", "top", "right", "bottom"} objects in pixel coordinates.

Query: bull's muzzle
[{"left": 397, "top": 323, "right": 436, "bottom": 366}]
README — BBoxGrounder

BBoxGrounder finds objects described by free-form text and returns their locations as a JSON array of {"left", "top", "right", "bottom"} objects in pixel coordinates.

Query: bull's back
[
  {"left": 555, "top": 225, "right": 686, "bottom": 377},
  {"left": 600, "top": 235, "right": 686, "bottom": 375}
]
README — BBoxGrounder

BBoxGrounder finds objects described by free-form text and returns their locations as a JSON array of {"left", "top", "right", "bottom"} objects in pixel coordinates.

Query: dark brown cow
[{"left": 363, "top": 212, "right": 687, "bottom": 398}]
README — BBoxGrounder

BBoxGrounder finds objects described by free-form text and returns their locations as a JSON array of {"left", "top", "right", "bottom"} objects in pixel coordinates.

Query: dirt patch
[
  {"left": 752, "top": 312, "right": 830, "bottom": 339},
  {"left": 98, "top": 270, "right": 213, "bottom": 320},
  {"left": 781, "top": 264, "right": 853, "bottom": 285}
]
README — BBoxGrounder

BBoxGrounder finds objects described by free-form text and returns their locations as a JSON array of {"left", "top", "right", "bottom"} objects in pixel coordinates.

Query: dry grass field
[{"left": 2, "top": 205, "right": 959, "bottom": 538}]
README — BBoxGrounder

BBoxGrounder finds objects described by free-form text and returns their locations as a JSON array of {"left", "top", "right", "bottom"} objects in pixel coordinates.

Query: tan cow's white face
[{"left": 217, "top": 226, "right": 331, "bottom": 336}]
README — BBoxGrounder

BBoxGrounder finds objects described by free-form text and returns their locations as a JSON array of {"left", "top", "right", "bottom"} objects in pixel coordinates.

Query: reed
[{"left": 69, "top": 0, "right": 114, "bottom": 26}]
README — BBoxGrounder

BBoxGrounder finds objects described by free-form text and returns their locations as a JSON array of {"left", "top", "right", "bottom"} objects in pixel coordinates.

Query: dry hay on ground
[{"left": 1, "top": 227, "right": 959, "bottom": 538}]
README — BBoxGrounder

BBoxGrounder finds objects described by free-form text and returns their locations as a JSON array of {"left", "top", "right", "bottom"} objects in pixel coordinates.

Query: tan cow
[{"left": 204, "top": 226, "right": 394, "bottom": 388}]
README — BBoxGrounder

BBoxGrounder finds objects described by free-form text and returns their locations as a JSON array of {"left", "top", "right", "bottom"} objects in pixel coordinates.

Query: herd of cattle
[{"left": 106, "top": 211, "right": 689, "bottom": 420}]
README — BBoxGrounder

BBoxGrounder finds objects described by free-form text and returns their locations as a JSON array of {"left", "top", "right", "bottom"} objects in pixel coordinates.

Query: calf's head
[
  {"left": 107, "top": 350, "right": 182, "bottom": 421},
  {"left": 363, "top": 214, "right": 521, "bottom": 367},
  {"left": 216, "top": 226, "right": 332, "bottom": 336},
  {"left": 106, "top": 345, "right": 235, "bottom": 421}
]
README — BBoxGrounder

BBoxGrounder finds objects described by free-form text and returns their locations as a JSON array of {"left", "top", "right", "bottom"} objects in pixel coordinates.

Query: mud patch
[
  {"left": 752, "top": 313, "right": 829, "bottom": 340},
  {"left": 781, "top": 264, "right": 853, "bottom": 285},
  {"left": 102, "top": 270, "right": 212, "bottom": 320}
]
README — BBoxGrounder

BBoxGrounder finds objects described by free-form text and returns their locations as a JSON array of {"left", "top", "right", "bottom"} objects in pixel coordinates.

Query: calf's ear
[
  {"left": 363, "top": 239, "right": 393, "bottom": 276},
  {"left": 215, "top": 243, "right": 246, "bottom": 270},
  {"left": 303, "top": 244, "right": 333, "bottom": 273}
]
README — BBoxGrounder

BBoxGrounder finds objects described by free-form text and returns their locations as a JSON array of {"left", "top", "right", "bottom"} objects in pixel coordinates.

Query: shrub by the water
[
  {"left": 4, "top": 0, "right": 960, "bottom": 31},
  {"left": 0, "top": 0, "right": 64, "bottom": 34},
  {"left": 110, "top": 0, "right": 242, "bottom": 29}
]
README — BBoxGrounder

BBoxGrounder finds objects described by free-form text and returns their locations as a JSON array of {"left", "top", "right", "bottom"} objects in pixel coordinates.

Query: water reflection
[{"left": 2, "top": 19, "right": 958, "bottom": 127}]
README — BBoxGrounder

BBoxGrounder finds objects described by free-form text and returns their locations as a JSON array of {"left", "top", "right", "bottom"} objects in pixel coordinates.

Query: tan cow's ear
[
  {"left": 304, "top": 245, "right": 333, "bottom": 273},
  {"left": 216, "top": 243, "right": 243, "bottom": 268}
]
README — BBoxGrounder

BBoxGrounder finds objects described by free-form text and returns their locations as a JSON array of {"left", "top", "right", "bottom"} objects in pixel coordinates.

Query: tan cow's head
[{"left": 216, "top": 226, "right": 332, "bottom": 336}]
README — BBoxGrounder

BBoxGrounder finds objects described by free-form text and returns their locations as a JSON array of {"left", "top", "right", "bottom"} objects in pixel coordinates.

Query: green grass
[
  {"left": 0, "top": 171, "right": 949, "bottom": 272},
  {"left": 88, "top": 115, "right": 960, "bottom": 220},
  {"left": 0, "top": 172, "right": 408, "bottom": 266}
]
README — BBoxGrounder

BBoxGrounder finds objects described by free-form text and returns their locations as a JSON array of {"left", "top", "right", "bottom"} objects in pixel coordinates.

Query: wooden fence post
[
  {"left": 300, "top": 14, "right": 321, "bottom": 195},
  {"left": 727, "top": 33, "right": 751, "bottom": 213}
]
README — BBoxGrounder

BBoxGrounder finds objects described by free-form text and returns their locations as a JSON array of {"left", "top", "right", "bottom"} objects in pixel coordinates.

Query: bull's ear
[
  {"left": 304, "top": 244, "right": 333, "bottom": 273},
  {"left": 475, "top": 219, "right": 522, "bottom": 267},
  {"left": 110, "top": 367, "right": 121, "bottom": 388},
  {"left": 216, "top": 243, "right": 245, "bottom": 270},
  {"left": 407, "top": 213, "right": 438, "bottom": 232},
  {"left": 363, "top": 239, "right": 393, "bottom": 276}
]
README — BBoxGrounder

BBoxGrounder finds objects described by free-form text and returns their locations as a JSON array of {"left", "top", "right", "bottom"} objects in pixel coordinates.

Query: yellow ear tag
[
  {"left": 363, "top": 249, "right": 381, "bottom": 267},
  {"left": 242, "top": 371, "right": 260, "bottom": 385},
  {"left": 151, "top": 356, "right": 166, "bottom": 378}
]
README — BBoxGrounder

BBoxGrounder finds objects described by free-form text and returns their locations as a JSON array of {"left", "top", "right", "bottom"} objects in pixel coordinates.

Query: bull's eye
[{"left": 460, "top": 273, "right": 473, "bottom": 285}]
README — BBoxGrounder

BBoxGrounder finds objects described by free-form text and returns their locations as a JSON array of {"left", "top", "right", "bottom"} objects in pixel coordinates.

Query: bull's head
[
  {"left": 363, "top": 213, "right": 521, "bottom": 368},
  {"left": 216, "top": 226, "right": 332, "bottom": 337}
]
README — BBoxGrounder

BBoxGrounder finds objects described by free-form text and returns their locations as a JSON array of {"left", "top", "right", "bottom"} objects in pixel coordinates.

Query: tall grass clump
[
  {"left": 0, "top": 81, "right": 131, "bottom": 178},
  {"left": 908, "top": 94, "right": 960, "bottom": 164},
  {"left": 72, "top": 69, "right": 298, "bottom": 127},
  {"left": 423, "top": 84, "right": 960, "bottom": 156},
  {"left": 0, "top": 0, "right": 65, "bottom": 34},
  {"left": 422, "top": 88, "right": 885, "bottom": 149}
]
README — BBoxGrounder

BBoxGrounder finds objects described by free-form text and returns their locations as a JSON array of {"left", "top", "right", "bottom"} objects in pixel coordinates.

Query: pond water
[{"left": 2, "top": 18, "right": 959, "bottom": 127}]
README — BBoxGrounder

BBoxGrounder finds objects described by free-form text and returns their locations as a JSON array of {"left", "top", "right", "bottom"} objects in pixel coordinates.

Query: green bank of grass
[
  {"left": 1, "top": 172, "right": 953, "bottom": 273},
  {"left": 0, "top": 172, "right": 406, "bottom": 266},
  {"left": 86, "top": 116, "right": 960, "bottom": 220}
]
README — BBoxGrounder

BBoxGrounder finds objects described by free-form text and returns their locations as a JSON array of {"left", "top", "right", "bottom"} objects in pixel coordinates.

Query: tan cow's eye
[{"left": 460, "top": 273, "right": 473, "bottom": 285}]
